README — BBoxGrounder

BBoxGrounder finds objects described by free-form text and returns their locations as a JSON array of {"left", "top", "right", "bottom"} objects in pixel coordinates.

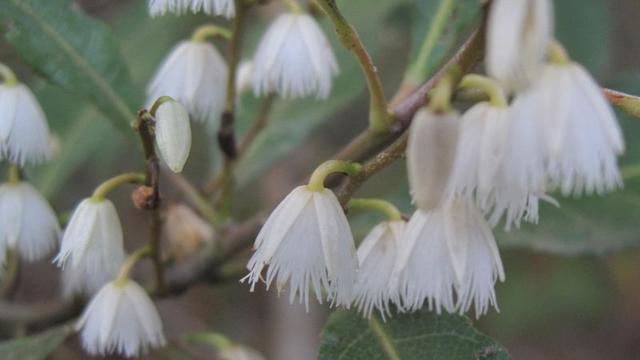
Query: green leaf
[
  {"left": 319, "top": 310, "right": 511, "bottom": 360},
  {"left": 0, "top": 0, "right": 140, "bottom": 130},
  {"left": 0, "top": 325, "right": 73, "bottom": 360}
]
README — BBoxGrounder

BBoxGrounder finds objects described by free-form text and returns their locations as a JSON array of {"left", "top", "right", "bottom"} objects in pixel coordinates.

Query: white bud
[
  {"left": 76, "top": 280, "right": 166, "bottom": 357},
  {"left": 486, "top": 0, "right": 553, "bottom": 91},
  {"left": 155, "top": 99, "right": 192, "bottom": 173},
  {"left": 147, "top": 41, "right": 228, "bottom": 123},
  {"left": 0, "top": 83, "right": 53, "bottom": 165},
  {"left": 55, "top": 198, "right": 126, "bottom": 296},
  {"left": 235, "top": 61, "right": 254, "bottom": 95},
  {"left": 0, "top": 182, "right": 60, "bottom": 262},
  {"left": 252, "top": 13, "right": 339, "bottom": 99},
  {"left": 149, "top": 0, "right": 235, "bottom": 18},
  {"left": 407, "top": 108, "right": 459, "bottom": 211},
  {"left": 243, "top": 186, "right": 357, "bottom": 309},
  {"left": 164, "top": 203, "right": 214, "bottom": 261}
]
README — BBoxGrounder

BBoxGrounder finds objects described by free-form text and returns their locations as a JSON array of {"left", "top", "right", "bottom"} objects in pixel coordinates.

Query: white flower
[
  {"left": 486, "top": 0, "right": 553, "bottom": 91},
  {"left": 0, "top": 182, "right": 59, "bottom": 262},
  {"left": 0, "top": 83, "right": 52, "bottom": 165},
  {"left": 149, "top": 0, "right": 235, "bottom": 18},
  {"left": 252, "top": 13, "right": 339, "bottom": 99},
  {"left": 407, "top": 108, "right": 460, "bottom": 211},
  {"left": 353, "top": 220, "right": 404, "bottom": 319},
  {"left": 76, "top": 280, "right": 166, "bottom": 357},
  {"left": 535, "top": 63, "right": 625, "bottom": 196},
  {"left": 392, "top": 200, "right": 504, "bottom": 316},
  {"left": 243, "top": 186, "right": 356, "bottom": 309},
  {"left": 154, "top": 99, "right": 192, "bottom": 173},
  {"left": 54, "top": 198, "right": 125, "bottom": 295},
  {"left": 147, "top": 40, "right": 228, "bottom": 123}
]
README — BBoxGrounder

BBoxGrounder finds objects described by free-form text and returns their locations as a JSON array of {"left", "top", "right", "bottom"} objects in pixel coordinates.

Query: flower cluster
[{"left": 242, "top": 0, "right": 625, "bottom": 320}]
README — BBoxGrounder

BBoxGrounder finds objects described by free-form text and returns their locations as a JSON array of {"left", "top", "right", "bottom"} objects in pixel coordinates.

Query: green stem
[
  {"left": 7, "top": 165, "right": 21, "bottom": 185},
  {"left": 282, "top": 0, "right": 302, "bottom": 13},
  {"left": 459, "top": 74, "right": 507, "bottom": 107},
  {"left": 348, "top": 198, "right": 402, "bottom": 221},
  {"left": 115, "top": 245, "right": 153, "bottom": 287},
  {"left": 314, "top": 0, "right": 391, "bottom": 133},
  {"left": 191, "top": 24, "right": 232, "bottom": 43},
  {"left": 149, "top": 95, "right": 175, "bottom": 116},
  {"left": 404, "top": 0, "right": 456, "bottom": 85},
  {"left": 91, "top": 173, "right": 146, "bottom": 201},
  {"left": 429, "top": 71, "right": 455, "bottom": 113},
  {"left": 549, "top": 40, "right": 570, "bottom": 65},
  {"left": 0, "top": 63, "right": 18, "bottom": 86},
  {"left": 307, "top": 160, "right": 362, "bottom": 192},
  {"left": 188, "top": 332, "right": 234, "bottom": 350}
]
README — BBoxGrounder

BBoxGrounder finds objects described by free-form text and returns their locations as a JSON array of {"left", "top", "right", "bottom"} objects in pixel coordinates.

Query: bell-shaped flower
[
  {"left": 0, "top": 83, "right": 53, "bottom": 165},
  {"left": 407, "top": 108, "right": 460, "bottom": 211},
  {"left": 243, "top": 185, "right": 357, "bottom": 310},
  {"left": 486, "top": 0, "right": 553, "bottom": 91},
  {"left": 147, "top": 40, "right": 228, "bottom": 123},
  {"left": 55, "top": 198, "right": 126, "bottom": 295},
  {"left": 76, "top": 279, "right": 166, "bottom": 357},
  {"left": 534, "top": 62, "right": 625, "bottom": 196},
  {"left": 392, "top": 200, "right": 504, "bottom": 317},
  {"left": 0, "top": 182, "right": 60, "bottom": 262},
  {"left": 154, "top": 99, "right": 192, "bottom": 173},
  {"left": 149, "top": 0, "right": 235, "bottom": 18},
  {"left": 252, "top": 13, "right": 339, "bottom": 99},
  {"left": 353, "top": 220, "right": 404, "bottom": 319}
]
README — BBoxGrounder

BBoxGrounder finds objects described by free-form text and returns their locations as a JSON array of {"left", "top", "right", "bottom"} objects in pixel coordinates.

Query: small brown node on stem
[
  {"left": 217, "top": 111, "right": 238, "bottom": 159},
  {"left": 132, "top": 185, "right": 157, "bottom": 210}
]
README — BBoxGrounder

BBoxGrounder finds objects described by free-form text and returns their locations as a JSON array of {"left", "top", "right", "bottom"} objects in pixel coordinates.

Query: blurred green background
[{"left": 0, "top": 0, "right": 639, "bottom": 358}]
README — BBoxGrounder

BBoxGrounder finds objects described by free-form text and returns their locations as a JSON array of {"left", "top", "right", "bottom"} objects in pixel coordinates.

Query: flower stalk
[
  {"left": 308, "top": 160, "right": 362, "bottom": 191},
  {"left": 459, "top": 74, "right": 508, "bottom": 107},
  {"left": 191, "top": 24, "right": 233, "bottom": 42},
  {"left": 313, "top": 0, "right": 391, "bottom": 133},
  {"left": 115, "top": 245, "right": 153, "bottom": 287},
  {"left": 348, "top": 198, "right": 402, "bottom": 221},
  {"left": 0, "top": 62, "right": 18, "bottom": 86},
  {"left": 91, "top": 173, "right": 146, "bottom": 201},
  {"left": 549, "top": 40, "right": 570, "bottom": 65}
]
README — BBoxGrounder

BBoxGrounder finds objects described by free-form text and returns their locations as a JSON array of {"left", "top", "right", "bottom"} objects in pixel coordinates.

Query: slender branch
[
  {"left": 237, "top": 94, "right": 276, "bottom": 157},
  {"left": 134, "top": 110, "right": 166, "bottom": 292},
  {"left": 314, "top": 0, "right": 391, "bottom": 133}
]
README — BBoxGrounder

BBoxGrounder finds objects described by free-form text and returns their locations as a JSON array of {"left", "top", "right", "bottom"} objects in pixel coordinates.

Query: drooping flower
[
  {"left": 486, "top": 0, "right": 554, "bottom": 91},
  {"left": 147, "top": 40, "right": 228, "bottom": 123},
  {"left": 392, "top": 200, "right": 504, "bottom": 317},
  {"left": 252, "top": 13, "right": 339, "bottom": 99},
  {"left": 407, "top": 108, "right": 460, "bottom": 211},
  {"left": 243, "top": 186, "right": 357, "bottom": 310},
  {"left": 149, "top": 0, "right": 235, "bottom": 18},
  {"left": 76, "top": 279, "right": 166, "bottom": 357},
  {"left": 154, "top": 98, "right": 192, "bottom": 173},
  {"left": 533, "top": 62, "right": 625, "bottom": 196},
  {"left": 55, "top": 198, "right": 126, "bottom": 295},
  {"left": 0, "top": 182, "right": 60, "bottom": 262},
  {"left": 0, "top": 83, "right": 53, "bottom": 165},
  {"left": 353, "top": 220, "right": 404, "bottom": 319}
]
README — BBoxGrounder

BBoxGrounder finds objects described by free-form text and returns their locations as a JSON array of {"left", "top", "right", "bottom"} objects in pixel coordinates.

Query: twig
[{"left": 604, "top": 88, "right": 640, "bottom": 119}]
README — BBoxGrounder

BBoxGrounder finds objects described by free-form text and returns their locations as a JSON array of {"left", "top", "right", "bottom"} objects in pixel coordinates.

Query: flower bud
[
  {"left": 164, "top": 203, "right": 214, "bottom": 261},
  {"left": 154, "top": 99, "right": 192, "bottom": 173}
]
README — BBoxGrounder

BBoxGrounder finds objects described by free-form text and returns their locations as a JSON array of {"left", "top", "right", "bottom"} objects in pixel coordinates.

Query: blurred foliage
[
  {"left": 319, "top": 309, "right": 511, "bottom": 360},
  {"left": 0, "top": 325, "right": 72, "bottom": 360}
]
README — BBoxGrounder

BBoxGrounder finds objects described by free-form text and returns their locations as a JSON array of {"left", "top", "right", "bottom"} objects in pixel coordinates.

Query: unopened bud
[
  {"left": 164, "top": 203, "right": 214, "bottom": 261},
  {"left": 132, "top": 186, "right": 156, "bottom": 210},
  {"left": 154, "top": 99, "right": 192, "bottom": 173}
]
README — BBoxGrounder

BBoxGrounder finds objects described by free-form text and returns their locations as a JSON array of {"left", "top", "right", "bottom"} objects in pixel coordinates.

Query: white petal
[
  {"left": 252, "top": 13, "right": 339, "bottom": 99},
  {"left": 147, "top": 41, "right": 228, "bottom": 123},
  {"left": 407, "top": 108, "right": 459, "bottom": 211},
  {"left": 149, "top": 0, "right": 235, "bottom": 18}
]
